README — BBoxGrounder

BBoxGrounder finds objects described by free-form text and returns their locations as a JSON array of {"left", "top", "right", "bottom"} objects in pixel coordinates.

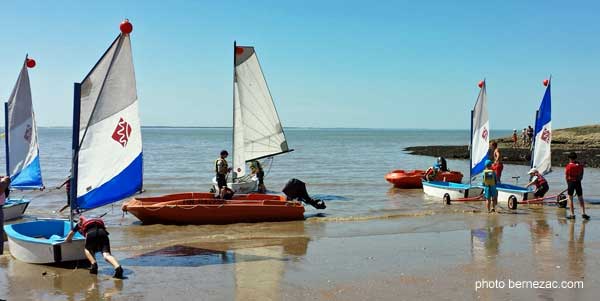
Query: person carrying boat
[
  {"left": 249, "top": 160, "right": 266, "bottom": 193},
  {"left": 526, "top": 168, "right": 549, "bottom": 198},
  {"left": 65, "top": 216, "right": 124, "bottom": 278},
  {"left": 215, "top": 150, "right": 232, "bottom": 196},
  {"left": 0, "top": 176, "right": 11, "bottom": 255},
  {"left": 489, "top": 141, "right": 504, "bottom": 183},
  {"left": 482, "top": 160, "right": 498, "bottom": 213},
  {"left": 564, "top": 152, "right": 589, "bottom": 220}
]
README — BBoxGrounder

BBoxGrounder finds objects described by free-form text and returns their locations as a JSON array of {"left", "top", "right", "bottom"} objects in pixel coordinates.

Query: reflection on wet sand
[
  {"left": 1, "top": 258, "right": 123, "bottom": 301},
  {"left": 529, "top": 210, "right": 555, "bottom": 300},
  {"left": 567, "top": 220, "right": 587, "bottom": 300},
  {"left": 121, "top": 221, "right": 311, "bottom": 301},
  {"left": 471, "top": 218, "right": 504, "bottom": 301}
]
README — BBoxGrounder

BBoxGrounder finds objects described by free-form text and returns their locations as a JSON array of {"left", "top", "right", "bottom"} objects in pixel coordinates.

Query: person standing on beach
[
  {"left": 482, "top": 160, "right": 498, "bottom": 213},
  {"left": 65, "top": 215, "right": 124, "bottom": 278},
  {"left": 0, "top": 176, "right": 11, "bottom": 255},
  {"left": 489, "top": 141, "right": 503, "bottom": 183},
  {"left": 215, "top": 150, "right": 232, "bottom": 197},
  {"left": 521, "top": 128, "right": 528, "bottom": 147},
  {"left": 565, "top": 152, "right": 589, "bottom": 220},
  {"left": 512, "top": 129, "right": 518, "bottom": 148}
]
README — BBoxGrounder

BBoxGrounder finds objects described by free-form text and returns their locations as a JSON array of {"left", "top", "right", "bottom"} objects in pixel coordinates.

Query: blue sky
[{"left": 1, "top": 0, "right": 598, "bottom": 129}]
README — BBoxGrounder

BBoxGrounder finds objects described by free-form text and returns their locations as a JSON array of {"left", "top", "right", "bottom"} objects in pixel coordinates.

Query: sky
[{"left": 0, "top": 0, "right": 599, "bottom": 129}]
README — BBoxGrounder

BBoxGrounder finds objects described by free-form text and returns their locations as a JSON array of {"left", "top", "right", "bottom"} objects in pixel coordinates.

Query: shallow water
[{"left": 1, "top": 128, "right": 599, "bottom": 300}]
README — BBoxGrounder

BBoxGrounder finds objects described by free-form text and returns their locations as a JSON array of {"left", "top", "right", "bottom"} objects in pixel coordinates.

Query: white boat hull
[
  {"left": 212, "top": 176, "right": 259, "bottom": 194},
  {"left": 4, "top": 220, "right": 87, "bottom": 264},
  {"left": 3, "top": 199, "right": 30, "bottom": 221},
  {"left": 422, "top": 181, "right": 483, "bottom": 200},
  {"left": 496, "top": 184, "right": 535, "bottom": 207}
]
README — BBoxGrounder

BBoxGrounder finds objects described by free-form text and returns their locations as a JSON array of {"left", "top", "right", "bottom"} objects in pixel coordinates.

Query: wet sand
[{"left": 2, "top": 207, "right": 599, "bottom": 300}]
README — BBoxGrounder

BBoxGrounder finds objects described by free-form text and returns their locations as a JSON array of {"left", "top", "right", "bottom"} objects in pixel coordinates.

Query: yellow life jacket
[{"left": 482, "top": 169, "right": 497, "bottom": 186}]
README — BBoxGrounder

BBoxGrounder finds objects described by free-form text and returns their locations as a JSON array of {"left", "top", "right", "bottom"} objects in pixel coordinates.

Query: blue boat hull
[{"left": 4, "top": 220, "right": 86, "bottom": 264}]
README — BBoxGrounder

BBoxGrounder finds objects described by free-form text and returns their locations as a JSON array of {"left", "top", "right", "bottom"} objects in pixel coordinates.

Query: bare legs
[
  {"left": 102, "top": 252, "right": 121, "bottom": 269},
  {"left": 568, "top": 194, "right": 587, "bottom": 218}
]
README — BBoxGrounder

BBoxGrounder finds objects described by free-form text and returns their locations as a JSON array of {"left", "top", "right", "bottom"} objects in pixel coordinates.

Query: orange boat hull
[
  {"left": 385, "top": 169, "right": 463, "bottom": 188},
  {"left": 121, "top": 192, "right": 305, "bottom": 225}
]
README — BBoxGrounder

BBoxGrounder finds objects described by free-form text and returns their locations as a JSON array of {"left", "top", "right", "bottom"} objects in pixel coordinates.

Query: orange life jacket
[{"left": 534, "top": 174, "right": 547, "bottom": 187}]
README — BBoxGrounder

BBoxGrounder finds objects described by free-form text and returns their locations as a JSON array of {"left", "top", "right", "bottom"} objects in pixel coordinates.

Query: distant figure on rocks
[
  {"left": 564, "top": 152, "right": 589, "bottom": 220},
  {"left": 512, "top": 129, "right": 518, "bottom": 148},
  {"left": 489, "top": 141, "right": 503, "bottom": 183},
  {"left": 521, "top": 128, "right": 528, "bottom": 147},
  {"left": 527, "top": 125, "right": 534, "bottom": 147}
]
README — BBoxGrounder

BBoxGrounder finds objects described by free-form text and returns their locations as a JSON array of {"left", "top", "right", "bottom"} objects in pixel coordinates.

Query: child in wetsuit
[{"left": 482, "top": 160, "right": 498, "bottom": 213}]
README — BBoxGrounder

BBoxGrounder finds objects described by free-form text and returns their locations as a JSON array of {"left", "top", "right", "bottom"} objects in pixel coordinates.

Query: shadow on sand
[{"left": 121, "top": 244, "right": 287, "bottom": 268}]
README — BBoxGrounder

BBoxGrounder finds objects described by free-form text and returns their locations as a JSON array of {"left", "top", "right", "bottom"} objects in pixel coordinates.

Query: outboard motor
[
  {"left": 282, "top": 179, "right": 326, "bottom": 209},
  {"left": 437, "top": 157, "right": 448, "bottom": 172}
]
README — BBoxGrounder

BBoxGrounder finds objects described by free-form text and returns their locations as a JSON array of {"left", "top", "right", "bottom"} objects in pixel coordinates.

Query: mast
[
  {"left": 4, "top": 102, "right": 9, "bottom": 177},
  {"left": 232, "top": 41, "right": 237, "bottom": 181},
  {"left": 469, "top": 109, "right": 474, "bottom": 185},
  {"left": 69, "top": 83, "right": 81, "bottom": 228}
]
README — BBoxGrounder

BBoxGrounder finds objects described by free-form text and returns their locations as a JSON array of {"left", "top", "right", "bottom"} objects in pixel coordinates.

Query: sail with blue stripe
[
  {"left": 470, "top": 80, "right": 489, "bottom": 179},
  {"left": 72, "top": 32, "right": 142, "bottom": 211},
  {"left": 5, "top": 58, "right": 43, "bottom": 189},
  {"left": 531, "top": 80, "right": 552, "bottom": 174}
]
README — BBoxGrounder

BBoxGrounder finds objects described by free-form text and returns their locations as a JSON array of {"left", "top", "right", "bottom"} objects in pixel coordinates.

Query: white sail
[
  {"left": 232, "top": 46, "right": 289, "bottom": 177},
  {"left": 75, "top": 34, "right": 142, "bottom": 210},
  {"left": 531, "top": 81, "right": 552, "bottom": 174},
  {"left": 471, "top": 81, "right": 489, "bottom": 178},
  {"left": 6, "top": 59, "right": 43, "bottom": 189}
]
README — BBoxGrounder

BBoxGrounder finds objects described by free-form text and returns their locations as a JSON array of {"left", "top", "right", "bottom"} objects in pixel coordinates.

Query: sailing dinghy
[
  {"left": 422, "top": 80, "right": 487, "bottom": 202},
  {"left": 497, "top": 78, "right": 552, "bottom": 209},
  {"left": 4, "top": 20, "right": 142, "bottom": 263},
  {"left": 212, "top": 43, "right": 293, "bottom": 193},
  {"left": 3, "top": 56, "right": 43, "bottom": 221}
]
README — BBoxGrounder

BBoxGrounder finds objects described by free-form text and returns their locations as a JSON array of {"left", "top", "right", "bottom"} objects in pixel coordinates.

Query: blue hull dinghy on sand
[
  {"left": 3, "top": 56, "right": 44, "bottom": 221},
  {"left": 4, "top": 22, "right": 143, "bottom": 264},
  {"left": 497, "top": 78, "right": 566, "bottom": 210},
  {"left": 423, "top": 80, "right": 488, "bottom": 204}
]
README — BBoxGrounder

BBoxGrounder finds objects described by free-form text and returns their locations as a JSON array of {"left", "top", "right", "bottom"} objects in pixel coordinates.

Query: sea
[{"left": 4, "top": 127, "right": 598, "bottom": 220}]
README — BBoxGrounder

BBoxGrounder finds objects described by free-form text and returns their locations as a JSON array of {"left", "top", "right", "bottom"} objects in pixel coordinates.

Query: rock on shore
[{"left": 405, "top": 125, "right": 600, "bottom": 168}]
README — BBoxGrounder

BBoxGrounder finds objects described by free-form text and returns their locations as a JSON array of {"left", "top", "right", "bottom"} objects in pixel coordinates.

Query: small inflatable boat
[
  {"left": 122, "top": 192, "right": 305, "bottom": 225},
  {"left": 385, "top": 169, "right": 463, "bottom": 189}
]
